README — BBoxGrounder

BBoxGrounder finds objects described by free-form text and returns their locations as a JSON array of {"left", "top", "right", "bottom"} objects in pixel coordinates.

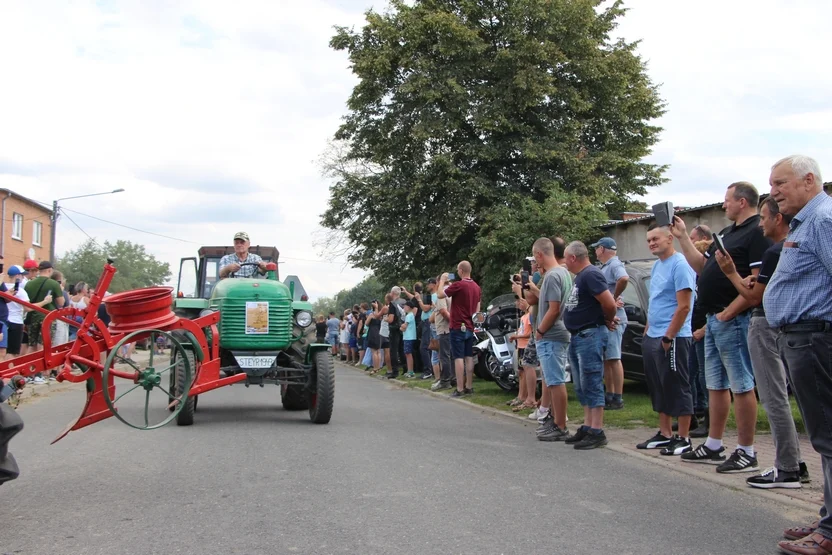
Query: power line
[
  {"left": 61, "top": 207, "right": 200, "bottom": 244},
  {"left": 60, "top": 210, "right": 102, "bottom": 248}
]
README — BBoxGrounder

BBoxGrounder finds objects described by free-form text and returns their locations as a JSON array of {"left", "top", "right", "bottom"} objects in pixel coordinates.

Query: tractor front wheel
[
  {"left": 308, "top": 350, "right": 334, "bottom": 424},
  {"left": 173, "top": 349, "right": 196, "bottom": 426}
]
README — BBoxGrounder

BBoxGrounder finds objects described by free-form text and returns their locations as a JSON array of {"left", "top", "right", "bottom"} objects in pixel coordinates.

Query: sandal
[
  {"left": 512, "top": 402, "right": 537, "bottom": 413},
  {"left": 785, "top": 521, "right": 820, "bottom": 541},
  {"left": 507, "top": 398, "right": 522, "bottom": 407},
  {"left": 778, "top": 532, "right": 832, "bottom": 554}
]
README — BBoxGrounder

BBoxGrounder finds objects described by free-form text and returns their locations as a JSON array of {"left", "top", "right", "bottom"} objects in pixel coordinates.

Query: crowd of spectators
[{"left": 325, "top": 155, "right": 832, "bottom": 554}]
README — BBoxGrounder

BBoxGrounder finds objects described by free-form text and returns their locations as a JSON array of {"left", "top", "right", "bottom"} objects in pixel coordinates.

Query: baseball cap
[
  {"left": 233, "top": 231, "right": 250, "bottom": 242},
  {"left": 426, "top": 277, "right": 437, "bottom": 285},
  {"left": 590, "top": 237, "right": 617, "bottom": 250},
  {"left": 7, "top": 265, "right": 23, "bottom": 277},
  {"left": 38, "top": 260, "right": 53, "bottom": 270},
  {"left": 23, "top": 259, "right": 39, "bottom": 270}
]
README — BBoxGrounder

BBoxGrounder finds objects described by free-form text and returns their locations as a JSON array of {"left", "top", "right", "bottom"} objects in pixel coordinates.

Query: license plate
[{"left": 235, "top": 355, "right": 276, "bottom": 369}]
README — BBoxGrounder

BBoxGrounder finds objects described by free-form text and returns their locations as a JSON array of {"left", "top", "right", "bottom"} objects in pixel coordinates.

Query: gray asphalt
[{"left": 1, "top": 362, "right": 813, "bottom": 555}]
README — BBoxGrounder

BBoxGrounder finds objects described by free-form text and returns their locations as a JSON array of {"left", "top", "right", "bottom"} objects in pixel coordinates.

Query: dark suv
[{"left": 616, "top": 260, "right": 654, "bottom": 382}]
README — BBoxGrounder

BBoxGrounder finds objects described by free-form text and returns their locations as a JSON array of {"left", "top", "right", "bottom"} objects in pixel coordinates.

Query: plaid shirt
[
  {"left": 764, "top": 192, "right": 832, "bottom": 327},
  {"left": 219, "top": 252, "right": 264, "bottom": 278}
]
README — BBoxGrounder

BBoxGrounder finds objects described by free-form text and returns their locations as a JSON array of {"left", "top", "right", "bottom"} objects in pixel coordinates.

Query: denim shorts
[
  {"left": 349, "top": 337, "right": 358, "bottom": 349},
  {"left": 603, "top": 321, "right": 627, "bottom": 361},
  {"left": 450, "top": 329, "right": 474, "bottom": 359},
  {"left": 568, "top": 326, "right": 607, "bottom": 408},
  {"left": 704, "top": 312, "right": 755, "bottom": 394},
  {"left": 327, "top": 332, "right": 339, "bottom": 346},
  {"left": 536, "top": 339, "right": 569, "bottom": 386},
  {"left": 403, "top": 339, "right": 418, "bottom": 355},
  {"left": 430, "top": 327, "right": 440, "bottom": 365}
]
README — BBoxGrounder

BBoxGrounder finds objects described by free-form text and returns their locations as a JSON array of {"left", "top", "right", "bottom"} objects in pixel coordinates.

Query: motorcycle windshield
[{"left": 486, "top": 294, "right": 518, "bottom": 315}]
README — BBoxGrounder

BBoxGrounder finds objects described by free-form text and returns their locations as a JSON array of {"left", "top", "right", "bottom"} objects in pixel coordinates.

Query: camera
[
  {"left": 414, "top": 284, "right": 423, "bottom": 293},
  {"left": 522, "top": 258, "right": 532, "bottom": 273}
]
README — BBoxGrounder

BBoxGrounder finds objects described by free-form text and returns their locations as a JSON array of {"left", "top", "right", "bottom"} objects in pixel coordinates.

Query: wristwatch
[{"left": 661, "top": 336, "right": 672, "bottom": 344}]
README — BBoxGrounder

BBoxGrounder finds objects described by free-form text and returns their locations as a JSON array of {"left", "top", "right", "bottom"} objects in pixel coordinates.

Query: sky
[{"left": 1, "top": 0, "right": 830, "bottom": 300}]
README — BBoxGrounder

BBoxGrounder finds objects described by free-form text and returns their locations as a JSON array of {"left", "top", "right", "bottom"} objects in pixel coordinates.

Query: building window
[
  {"left": 33, "top": 220, "right": 43, "bottom": 246},
  {"left": 11, "top": 213, "right": 23, "bottom": 240}
]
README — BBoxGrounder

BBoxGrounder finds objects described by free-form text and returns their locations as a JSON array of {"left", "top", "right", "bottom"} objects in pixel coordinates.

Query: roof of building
[
  {"left": 601, "top": 182, "right": 832, "bottom": 229},
  {"left": 0, "top": 189, "right": 53, "bottom": 214}
]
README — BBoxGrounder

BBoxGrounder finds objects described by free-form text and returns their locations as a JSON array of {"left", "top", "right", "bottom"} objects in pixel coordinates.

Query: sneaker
[
  {"left": 405, "top": 372, "right": 416, "bottom": 378},
  {"left": 463, "top": 388, "right": 474, "bottom": 395},
  {"left": 450, "top": 389, "right": 464, "bottom": 398},
  {"left": 538, "top": 425, "right": 571, "bottom": 442},
  {"left": 605, "top": 398, "right": 624, "bottom": 410},
  {"left": 431, "top": 381, "right": 451, "bottom": 392},
  {"left": 636, "top": 431, "right": 672, "bottom": 450},
  {"left": 680, "top": 443, "right": 727, "bottom": 465},
  {"left": 746, "top": 467, "right": 801, "bottom": 489},
  {"left": 799, "top": 462, "right": 811, "bottom": 484},
  {"left": 660, "top": 435, "right": 692, "bottom": 456},
  {"left": 384, "top": 373, "right": 398, "bottom": 380},
  {"left": 574, "top": 430, "right": 607, "bottom": 450},
  {"left": 32, "top": 376, "right": 46, "bottom": 385},
  {"left": 535, "top": 414, "right": 554, "bottom": 435},
  {"left": 528, "top": 408, "right": 542, "bottom": 420},
  {"left": 716, "top": 448, "right": 759, "bottom": 474},
  {"left": 421, "top": 372, "right": 433, "bottom": 380},
  {"left": 565, "top": 427, "right": 589, "bottom": 445}
]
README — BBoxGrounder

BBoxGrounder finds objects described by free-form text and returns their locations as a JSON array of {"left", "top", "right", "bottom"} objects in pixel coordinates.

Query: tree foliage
[
  {"left": 313, "top": 276, "right": 388, "bottom": 317},
  {"left": 322, "top": 0, "right": 665, "bottom": 289},
  {"left": 57, "top": 239, "right": 171, "bottom": 293}
]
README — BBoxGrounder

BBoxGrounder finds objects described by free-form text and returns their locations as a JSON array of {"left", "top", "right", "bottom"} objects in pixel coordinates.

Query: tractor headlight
[
  {"left": 295, "top": 310, "right": 313, "bottom": 328},
  {"left": 199, "top": 308, "right": 217, "bottom": 318}
]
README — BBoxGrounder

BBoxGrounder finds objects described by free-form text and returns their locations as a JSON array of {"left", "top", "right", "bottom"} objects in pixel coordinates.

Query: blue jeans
[
  {"left": 568, "top": 326, "right": 607, "bottom": 408},
  {"left": 688, "top": 337, "right": 708, "bottom": 412},
  {"left": 537, "top": 339, "right": 569, "bottom": 386},
  {"left": 705, "top": 312, "right": 755, "bottom": 393}
]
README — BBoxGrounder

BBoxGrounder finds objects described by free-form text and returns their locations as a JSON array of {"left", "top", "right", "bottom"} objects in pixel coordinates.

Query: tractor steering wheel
[{"left": 230, "top": 262, "right": 265, "bottom": 278}]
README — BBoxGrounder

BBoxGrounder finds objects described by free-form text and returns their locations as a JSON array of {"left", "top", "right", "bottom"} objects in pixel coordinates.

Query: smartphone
[
  {"left": 653, "top": 201, "right": 674, "bottom": 227},
  {"left": 448, "top": 273, "right": 456, "bottom": 280},
  {"left": 712, "top": 233, "right": 728, "bottom": 255},
  {"left": 521, "top": 258, "right": 532, "bottom": 273}
]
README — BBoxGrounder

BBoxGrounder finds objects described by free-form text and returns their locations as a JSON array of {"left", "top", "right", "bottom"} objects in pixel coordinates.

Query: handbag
[{"left": 428, "top": 337, "right": 440, "bottom": 351}]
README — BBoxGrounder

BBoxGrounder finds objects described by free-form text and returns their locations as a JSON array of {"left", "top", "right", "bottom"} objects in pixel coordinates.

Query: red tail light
[{"left": 301, "top": 295, "right": 308, "bottom": 301}]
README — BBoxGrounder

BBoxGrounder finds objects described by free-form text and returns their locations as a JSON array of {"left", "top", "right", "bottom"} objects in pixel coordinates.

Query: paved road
[{"left": 2, "top": 363, "right": 813, "bottom": 555}]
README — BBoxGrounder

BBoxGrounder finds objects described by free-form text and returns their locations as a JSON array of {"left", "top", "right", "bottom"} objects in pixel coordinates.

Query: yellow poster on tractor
[{"left": 245, "top": 301, "right": 269, "bottom": 334}]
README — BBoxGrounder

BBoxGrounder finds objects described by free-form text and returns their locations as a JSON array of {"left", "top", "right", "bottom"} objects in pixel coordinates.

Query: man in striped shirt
[{"left": 764, "top": 155, "right": 832, "bottom": 555}]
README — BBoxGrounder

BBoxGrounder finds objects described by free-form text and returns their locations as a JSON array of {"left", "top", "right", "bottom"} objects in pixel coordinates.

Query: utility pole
[{"left": 49, "top": 189, "right": 125, "bottom": 263}]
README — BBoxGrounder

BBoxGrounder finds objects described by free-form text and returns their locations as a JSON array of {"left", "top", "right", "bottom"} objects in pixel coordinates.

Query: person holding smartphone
[{"left": 24, "top": 261, "right": 65, "bottom": 383}]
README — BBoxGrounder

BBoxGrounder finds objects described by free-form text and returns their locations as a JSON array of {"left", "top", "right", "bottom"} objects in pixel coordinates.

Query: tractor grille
[{"left": 218, "top": 299, "right": 293, "bottom": 350}]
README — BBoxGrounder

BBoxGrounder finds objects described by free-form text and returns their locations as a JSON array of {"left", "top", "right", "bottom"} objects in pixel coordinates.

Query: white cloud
[{"left": 1, "top": 1, "right": 830, "bottom": 299}]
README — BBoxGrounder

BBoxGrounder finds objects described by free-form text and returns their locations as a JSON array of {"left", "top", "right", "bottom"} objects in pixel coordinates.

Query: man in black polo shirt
[{"left": 670, "top": 182, "right": 771, "bottom": 473}]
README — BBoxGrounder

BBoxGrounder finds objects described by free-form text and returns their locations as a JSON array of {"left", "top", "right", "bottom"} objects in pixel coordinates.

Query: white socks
[{"left": 704, "top": 437, "right": 723, "bottom": 451}]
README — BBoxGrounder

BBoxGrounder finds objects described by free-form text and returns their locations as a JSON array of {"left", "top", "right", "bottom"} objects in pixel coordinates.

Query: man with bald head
[
  {"left": 437, "top": 260, "right": 481, "bottom": 398},
  {"left": 763, "top": 156, "right": 832, "bottom": 555}
]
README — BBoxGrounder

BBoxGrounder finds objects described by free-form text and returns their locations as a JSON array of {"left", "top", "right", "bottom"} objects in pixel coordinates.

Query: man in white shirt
[{"left": 219, "top": 232, "right": 268, "bottom": 279}]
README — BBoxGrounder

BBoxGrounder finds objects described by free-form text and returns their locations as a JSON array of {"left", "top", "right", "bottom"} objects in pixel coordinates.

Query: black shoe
[
  {"left": 421, "top": 372, "right": 433, "bottom": 380},
  {"left": 535, "top": 414, "right": 555, "bottom": 435},
  {"left": 463, "top": 388, "right": 474, "bottom": 395},
  {"left": 746, "top": 467, "right": 801, "bottom": 489},
  {"left": 636, "top": 431, "right": 672, "bottom": 450},
  {"left": 574, "top": 430, "right": 607, "bottom": 450},
  {"left": 538, "top": 425, "right": 571, "bottom": 442},
  {"left": 799, "top": 462, "right": 811, "bottom": 484},
  {"left": 660, "top": 435, "right": 692, "bottom": 456},
  {"left": 384, "top": 372, "right": 398, "bottom": 380},
  {"left": 680, "top": 443, "right": 727, "bottom": 465},
  {"left": 565, "top": 427, "right": 589, "bottom": 445},
  {"left": 689, "top": 413, "right": 709, "bottom": 438},
  {"left": 716, "top": 448, "right": 759, "bottom": 474},
  {"left": 606, "top": 398, "right": 624, "bottom": 410},
  {"left": 450, "top": 390, "right": 464, "bottom": 398}
]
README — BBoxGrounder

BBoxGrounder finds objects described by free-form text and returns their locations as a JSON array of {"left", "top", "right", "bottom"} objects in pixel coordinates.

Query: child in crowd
[{"left": 402, "top": 301, "right": 418, "bottom": 378}]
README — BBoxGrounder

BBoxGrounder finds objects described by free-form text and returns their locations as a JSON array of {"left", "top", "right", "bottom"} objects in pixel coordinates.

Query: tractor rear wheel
[
  {"left": 308, "top": 350, "right": 334, "bottom": 424},
  {"left": 173, "top": 349, "right": 196, "bottom": 426},
  {"left": 281, "top": 385, "right": 308, "bottom": 411}
]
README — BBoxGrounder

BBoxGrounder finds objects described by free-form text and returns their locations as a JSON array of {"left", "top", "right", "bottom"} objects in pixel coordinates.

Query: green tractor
[{"left": 171, "top": 246, "right": 333, "bottom": 426}]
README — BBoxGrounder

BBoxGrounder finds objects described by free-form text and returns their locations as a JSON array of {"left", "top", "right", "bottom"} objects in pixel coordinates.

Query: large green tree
[
  {"left": 322, "top": 0, "right": 665, "bottom": 290},
  {"left": 57, "top": 239, "right": 171, "bottom": 293}
]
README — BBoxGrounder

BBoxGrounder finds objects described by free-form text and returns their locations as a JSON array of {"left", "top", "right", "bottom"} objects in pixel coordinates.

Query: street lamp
[{"left": 50, "top": 188, "right": 125, "bottom": 261}]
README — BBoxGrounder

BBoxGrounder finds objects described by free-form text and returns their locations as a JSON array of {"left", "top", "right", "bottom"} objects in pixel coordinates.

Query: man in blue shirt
[
  {"left": 326, "top": 312, "right": 340, "bottom": 356},
  {"left": 219, "top": 232, "right": 268, "bottom": 279},
  {"left": 636, "top": 224, "right": 696, "bottom": 456},
  {"left": 592, "top": 237, "right": 629, "bottom": 410},
  {"left": 763, "top": 156, "right": 832, "bottom": 555}
]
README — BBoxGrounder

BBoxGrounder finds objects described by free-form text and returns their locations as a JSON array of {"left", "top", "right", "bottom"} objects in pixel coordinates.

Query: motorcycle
[{"left": 472, "top": 294, "right": 522, "bottom": 391}]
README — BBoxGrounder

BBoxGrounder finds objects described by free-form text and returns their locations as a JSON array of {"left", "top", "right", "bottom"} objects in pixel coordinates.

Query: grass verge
[{"left": 350, "top": 363, "right": 804, "bottom": 432}]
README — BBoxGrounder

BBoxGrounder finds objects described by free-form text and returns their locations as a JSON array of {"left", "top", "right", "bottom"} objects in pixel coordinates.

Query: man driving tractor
[{"left": 218, "top": 231, "right": 269, "bottom": 279}]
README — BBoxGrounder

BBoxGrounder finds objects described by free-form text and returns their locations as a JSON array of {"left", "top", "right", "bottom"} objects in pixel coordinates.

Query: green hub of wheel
[{"left": 137, "top": 368, "right": 162, "bottom": 391}]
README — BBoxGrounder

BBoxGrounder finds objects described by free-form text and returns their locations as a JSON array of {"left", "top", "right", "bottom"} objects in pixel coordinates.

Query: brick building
[{"left": 0, "top": 189, "right": 53, "bottom": 268}]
